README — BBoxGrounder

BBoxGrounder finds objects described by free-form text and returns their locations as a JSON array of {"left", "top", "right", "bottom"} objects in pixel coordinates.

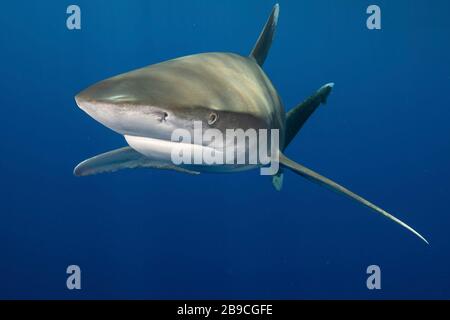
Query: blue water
[{"left": 1, "top": 0, "right": 450, "bottom": 299}]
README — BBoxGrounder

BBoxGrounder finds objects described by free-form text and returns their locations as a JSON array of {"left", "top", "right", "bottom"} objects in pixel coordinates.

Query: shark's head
[
  {"left": 75, "top": 54, "right": 273, "bottom": 147},
  {"left": 75, "top": 71, "right": 188, "bottom": 142},
  {"left": 75, "top": 53, "right": 284, "bottom": 171}
]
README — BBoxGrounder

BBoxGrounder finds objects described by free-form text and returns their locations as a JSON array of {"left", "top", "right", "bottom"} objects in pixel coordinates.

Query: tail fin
[
  {"left": 273, "top": 83, "right": 333, "bottom": 190},
  {"left": 285, "top": 83, "right": 334, "bottom": 147},
  {"left": 279, "top": 153, "right": 429, "bottom": 244},
  {"left": 250, "top": 4, "right": 280, "bottom": 66}
]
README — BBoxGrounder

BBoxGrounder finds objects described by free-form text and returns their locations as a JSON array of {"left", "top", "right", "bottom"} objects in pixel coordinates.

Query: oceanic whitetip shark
[{"left": 74, "top": 4, "right": 428, "bottom": 244}]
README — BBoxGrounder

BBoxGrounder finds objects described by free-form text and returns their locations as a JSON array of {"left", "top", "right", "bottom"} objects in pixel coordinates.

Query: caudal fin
[
  {"left": 279, "top": 153, "right": 429, "bottom": 244},
  {"left": 250, "top": 4, "right": 280, "bottom": 66},
  {"left": 272, "top": 83, "right": 334, "bottom": 191},
  {"left": 284, "top": 83, "right": 334, "bottom": 147}
]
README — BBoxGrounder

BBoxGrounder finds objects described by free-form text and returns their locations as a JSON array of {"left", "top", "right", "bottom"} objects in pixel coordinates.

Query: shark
[{"left": 74, "top": 4, "right": 428, "bottom": 244}]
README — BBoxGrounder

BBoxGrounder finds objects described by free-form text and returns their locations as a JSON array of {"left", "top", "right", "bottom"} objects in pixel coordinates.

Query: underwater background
[{"left": 1, "top": 0, "right": 450, "bottom": 299}]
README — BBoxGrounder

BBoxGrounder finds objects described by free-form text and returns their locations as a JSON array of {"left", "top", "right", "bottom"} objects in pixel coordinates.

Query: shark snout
[
  {"left": 74, "top": 93, "right": 112, "bottom": 124},
  {"left": 74, "top": 83, "right": 134, "bottom": 136},
  {"left": 75, "top": 87, "right": 178, "bottom": 140},
  {"left": 74, "top": 93, "right": 90, "bottom": 113}
]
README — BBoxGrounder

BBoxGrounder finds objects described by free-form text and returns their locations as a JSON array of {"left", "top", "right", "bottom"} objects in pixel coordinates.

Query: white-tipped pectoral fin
[
  {"left": 74, "top": 146, "right": 200, "bottom": 177},
  {"left": 279, "top": 153, "right": 429, "bottom": 244}
]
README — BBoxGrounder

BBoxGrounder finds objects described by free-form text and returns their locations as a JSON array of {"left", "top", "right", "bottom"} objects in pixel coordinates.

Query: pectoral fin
[
  {"left": 74, "top": 147, "right": 200, "bottom": 177},
  {"left": 279, "top": 153, "right": 429, "bottom": 244}
]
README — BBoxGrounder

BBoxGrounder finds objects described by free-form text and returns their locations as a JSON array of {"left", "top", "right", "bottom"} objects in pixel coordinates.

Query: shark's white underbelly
[{"left": 124, "top": 135, "right": 259, "bottom": 173}]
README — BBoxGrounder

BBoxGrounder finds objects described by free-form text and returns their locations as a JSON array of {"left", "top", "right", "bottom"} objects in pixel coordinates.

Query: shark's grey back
[{"left": 101, "top": 52, "right": 285, "bottom": 137}]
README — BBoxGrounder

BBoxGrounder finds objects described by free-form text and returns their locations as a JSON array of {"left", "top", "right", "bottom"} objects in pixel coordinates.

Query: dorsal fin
[{"left": 250, "top": 4, "right": 280, "bottom": 66}]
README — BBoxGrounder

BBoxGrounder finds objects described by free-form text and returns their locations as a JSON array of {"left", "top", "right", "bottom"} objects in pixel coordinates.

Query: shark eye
[{"left": 207, "top": 112, "right": 218, "bottom": 125}]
